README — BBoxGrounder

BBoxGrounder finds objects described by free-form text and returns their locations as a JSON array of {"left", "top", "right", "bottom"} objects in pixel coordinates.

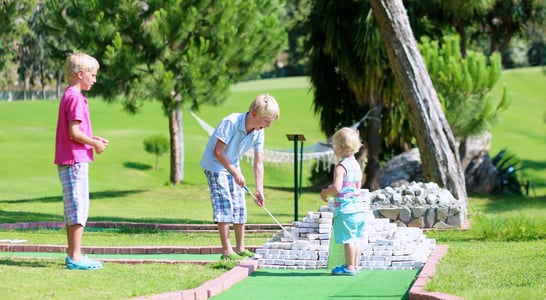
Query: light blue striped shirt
[{"left": 200, "top": 113, "right": 264, "bottom": 172}]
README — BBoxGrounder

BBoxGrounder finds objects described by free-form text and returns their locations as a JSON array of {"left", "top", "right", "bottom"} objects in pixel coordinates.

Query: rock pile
[{"left": 370, "top": 182, "right": 467, "bottom": 228}]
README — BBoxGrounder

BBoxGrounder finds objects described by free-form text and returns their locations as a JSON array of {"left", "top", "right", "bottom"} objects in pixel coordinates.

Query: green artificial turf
[{"left": 212, "top": 268, "right": 420, "bottom": 300}]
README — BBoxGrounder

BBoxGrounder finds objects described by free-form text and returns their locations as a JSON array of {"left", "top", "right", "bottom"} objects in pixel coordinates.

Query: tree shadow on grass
[
  {"left": 0, "top": 190, "right": 147, "bottom": 223},
  {"left": 522, "top": 159, "right": 546, "bottom": 172},
  {"left": 89, "top": 216, "right": 212, "bottom": 225},
  {"left": 264, "top": 186, "right": 316, "bottom": 193},
  {"left": 0, "top": 210, "right": 211, "bottom": 227},
  {"left": 123, "top": 161, "right": 152, "bottom": 171},
  {"left": 0, "top": 210, "right": 63, "bottom": 224},
  {"left": 1, "top": 189, "right": 147, "bottom": 204},
  {"left": 89, "top": 189, "right": 147, "bottom": 200},
  {"left": 0, "top": 258, "right": 53, "bottom": 268},
  {"left": 520, "top": 159, "right": 546, "bottom": 193},
  {"left": 473, "top": 193, "right": 546, "bottom": 215}
]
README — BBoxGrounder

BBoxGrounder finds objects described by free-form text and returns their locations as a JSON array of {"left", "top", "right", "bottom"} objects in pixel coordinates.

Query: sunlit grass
[
  {"left": 0, "top": 258, "right": 235, "bottom": 300},
  {"left": 424, "top": 241, "right": 546, "bottom": 300}
]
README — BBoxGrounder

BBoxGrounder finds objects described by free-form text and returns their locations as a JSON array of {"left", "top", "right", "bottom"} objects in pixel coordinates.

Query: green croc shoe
[
  {"left": 220, "top": 252, "right": 244, "bottom": 260},
  {"left": 237, "top": 250, "right": 255, "bottom": 258}
]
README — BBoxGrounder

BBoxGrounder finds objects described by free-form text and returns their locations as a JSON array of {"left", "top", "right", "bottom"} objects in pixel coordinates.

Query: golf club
[{"left": 243, "top": 185, "right": 295, "bottom": 241}]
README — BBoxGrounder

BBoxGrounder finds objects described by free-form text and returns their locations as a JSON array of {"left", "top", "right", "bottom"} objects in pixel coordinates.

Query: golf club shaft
[{"left": 243, "top": 186, "right": 295, "bottom": 240}]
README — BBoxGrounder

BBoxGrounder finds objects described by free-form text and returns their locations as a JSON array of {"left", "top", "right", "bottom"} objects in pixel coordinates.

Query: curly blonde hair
[{"left": 332, "top": 127, "right": 362, "bottom": 157}]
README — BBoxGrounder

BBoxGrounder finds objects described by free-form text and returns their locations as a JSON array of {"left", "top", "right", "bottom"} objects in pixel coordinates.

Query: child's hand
[
  {"left": 320, "top": 189, "right": 329, "bottom": 202},
  {"left": 92, "top": 136, "right": 108, "bottom": 154},
  {"left": 93, "top": 136, "right": 109, "bottom": 145},
  {"left": 254, "top": 191, "right": 265, "bottom": 207}
]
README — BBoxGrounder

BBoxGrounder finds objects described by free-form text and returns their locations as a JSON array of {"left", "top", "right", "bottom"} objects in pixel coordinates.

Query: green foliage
[
  {"left": 480, "top": 0, "right": 546, "bottom": 68},
  {"left": 419, "top": 35, "right": 510, "bottom": 139},
  {"left": 0, "top": 0, "right": 38, "bottom": 88},
  {"left": 40, "top": 0, "right": 287, "bottom": 184},
  {"left": 491, "top": 148, "right": 530, "bottom": 196},
  {"left": 143, "top": 135, "right": 169, "bottom": 170}
]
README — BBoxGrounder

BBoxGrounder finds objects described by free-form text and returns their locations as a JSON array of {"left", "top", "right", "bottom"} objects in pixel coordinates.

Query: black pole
[
  {"left": 299, "top": 139, "right": 304, "bottom": 197},
  {"left": 286, "top": 134, "right": 306, "bottom": 222},
  {"left": 293, "top": 135, "right": 299, "bottom": 221}
]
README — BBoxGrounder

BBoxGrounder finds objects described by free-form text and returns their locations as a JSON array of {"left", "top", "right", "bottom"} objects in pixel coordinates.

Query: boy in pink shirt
[{"left": 54, "top": 52, "right": 108, "bottom": 270}]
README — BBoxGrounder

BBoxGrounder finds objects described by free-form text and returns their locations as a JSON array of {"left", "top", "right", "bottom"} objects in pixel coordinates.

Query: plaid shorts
[
  {"left": 58, "top": 163, "right": 90, "bottom": 226},
  {"left": 204, "top": 170, "right": 246, "bottom": 224}
]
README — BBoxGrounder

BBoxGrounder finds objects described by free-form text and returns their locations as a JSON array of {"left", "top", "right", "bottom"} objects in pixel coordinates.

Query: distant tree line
[{"left": 0, "top": 0, "right": 544, "bottom": 100}]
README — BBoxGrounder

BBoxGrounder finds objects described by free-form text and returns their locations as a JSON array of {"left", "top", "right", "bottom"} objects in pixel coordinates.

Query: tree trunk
[
  {"left": 56, "top": 69, "right": 62, "bottom": 99},
  {"left": 369, "top": 0, "right": 467, "bottom": 204},
  {"left": 455, "top": 22, "right": 467, "bottom": 58},
  {"left": 363, "top": 101, "right": 382, "bottom": 191},
  {"left": 40, "top": 61, "right": 46, "bottom": 99},
  {"left": 168, "top": 104, "right": 184, "bottom": 185},
  {"left": 23, "top": 76, "right": 28, "bottom": 101}
]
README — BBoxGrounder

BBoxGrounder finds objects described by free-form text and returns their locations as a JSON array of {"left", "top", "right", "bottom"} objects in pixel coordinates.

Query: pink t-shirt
[{"left": 54, "top": 86, "right": 94, "bottom": 165}]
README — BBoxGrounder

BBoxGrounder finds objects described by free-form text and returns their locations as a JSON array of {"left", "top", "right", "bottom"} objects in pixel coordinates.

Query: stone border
[
  {"left": 409, "top": 245, "right": 463, "bottom": 300},
  {"left": 129, "top": 260, "right": 259, "bottom": 300}
]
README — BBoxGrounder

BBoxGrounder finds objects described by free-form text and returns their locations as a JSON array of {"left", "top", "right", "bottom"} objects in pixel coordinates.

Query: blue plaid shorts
[
  {"left": 204, "top": 170, "right": 246, "bottom": 224},
  {"left": 58, "top": 163, "right": 89, "bottom": 226}
]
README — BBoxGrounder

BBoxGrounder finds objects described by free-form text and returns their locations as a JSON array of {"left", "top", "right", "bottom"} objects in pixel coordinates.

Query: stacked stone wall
[
  {"left": 370, "top": 182, "right": 467, "bottom": 228},
  {"left": 255, "top": 190, "right": 435, "bottom": 270}
]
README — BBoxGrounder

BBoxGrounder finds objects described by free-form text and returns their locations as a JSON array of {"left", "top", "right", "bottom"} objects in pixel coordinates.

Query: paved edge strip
[
  {"left": 0, "top": 244, "right": 256, "bottom": 255},
  {"left": 128, "top": 259, "right": 259, "bottom": 300},
  {"left": 409, "top": 244, "right": 463, "bottom": 300}
]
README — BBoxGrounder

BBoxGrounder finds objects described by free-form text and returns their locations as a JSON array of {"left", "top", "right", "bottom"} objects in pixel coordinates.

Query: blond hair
[
  {"left": 64, "top": 52, "right": 99, "bottom": 84},
  {"left": 249, "top": 94, "right": 280, "bottom": 120},
  {"left": 332, "top": 127, "right": 362, "bottom": 156}
]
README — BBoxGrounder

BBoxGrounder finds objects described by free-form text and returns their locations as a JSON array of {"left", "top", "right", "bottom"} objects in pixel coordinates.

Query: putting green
[
  {"left": 211, "top": 268, "right": 419, "bottom": 300},
  {"left": 212, "top": 239, "right": 419, "bottom": 300}
]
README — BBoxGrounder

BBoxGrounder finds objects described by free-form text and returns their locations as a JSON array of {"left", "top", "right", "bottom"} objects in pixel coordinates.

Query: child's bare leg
[
  {"left": 218, "top": 222, "right": 233, "bottom": 256},
  {"left": 344, "top": 243, "right": 357, "bottom": 271},
  {"left": 66, "top": 224, "right": 84, "bottom": 261},
  {"left": 233, "top": 223, "right": 245, "bottom": 253},
  {"left": 353, "top": 243, "right": 361, "bottom": 271}
]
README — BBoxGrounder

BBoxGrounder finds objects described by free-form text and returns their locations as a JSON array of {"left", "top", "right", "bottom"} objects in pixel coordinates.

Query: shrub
[
  {"left": 491, "top": 148, "right": 530, "bottom": 195},
  {"left": 143, "top": 135, "right": 169, "bottom": 171}
]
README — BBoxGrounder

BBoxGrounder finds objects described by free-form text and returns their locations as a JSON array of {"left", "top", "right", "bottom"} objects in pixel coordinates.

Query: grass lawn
[
  {"left": 489, "top": 67, "right": 546, "bottom": 196},
  {"left": 0, "top": 68, "right": 544, "bottom": 299},
  {"left": 0, "top": 258, "right": 235, "bottom": 300}
]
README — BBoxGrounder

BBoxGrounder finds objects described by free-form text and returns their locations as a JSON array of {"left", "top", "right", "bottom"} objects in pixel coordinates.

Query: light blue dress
[{"left": 333, "top": 156, "right": 365, "bottom": 244}]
